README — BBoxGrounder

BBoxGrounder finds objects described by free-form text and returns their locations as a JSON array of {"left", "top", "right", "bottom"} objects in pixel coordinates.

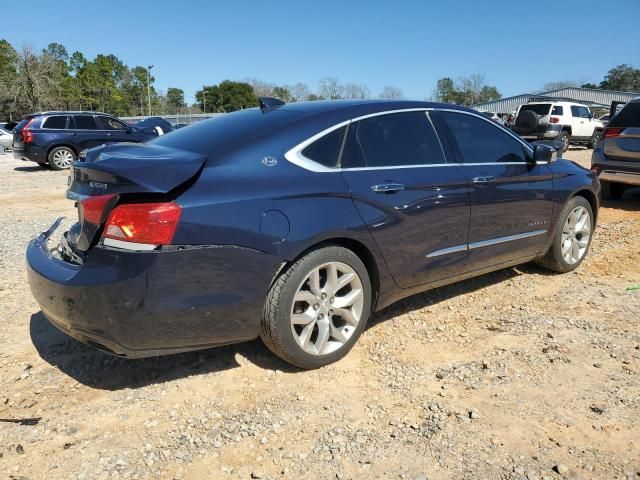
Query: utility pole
[{"left": 146, "top": 65, "right": 154, "bottom": 116}]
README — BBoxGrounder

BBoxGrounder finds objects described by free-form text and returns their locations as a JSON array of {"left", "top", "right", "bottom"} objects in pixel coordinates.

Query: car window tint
[
  {"left": 570, "top": 106, "right": 590, "bottom": 118},
  {"left": 72, "top": 116, "right": 97, "bottom": 130},
  {"left": 42, "top": 116, "right": 68, "bottom": 129},
  {"left": 520, "top": 104, "right": 551, "bottom": 115},
  {"left": 551, "top": 106, "right": 563, "bottom": 115},
  {"left": 609, "top": 102, "right": 640, "bottom": 128},
  {"left": 98, "top": 116, "right": 127, "bottom": 130},
  {"left": 14, "top": 117, "right": 35, "bottom": 131},
  {"left": 340, "top": 111, "right": 445, "bottom": 168},
  {"left": 301, "top": 126, "right": 346, "bottom": 167},
  {"left": 437, "top": 111, "right": 526, "bottom": 163}
]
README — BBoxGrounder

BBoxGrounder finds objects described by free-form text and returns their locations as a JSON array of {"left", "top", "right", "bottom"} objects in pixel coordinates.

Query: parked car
[
  {"left": 0, "top": 127, "right": 13, "bottom": 152},
  {"left": 591, "top": 98, "right": 640, "bottom": 199},
  {"left": 12, "top": 111, "right": 160, "bottom": 170},
  {"left": 134, "top": 116, "right": 174, "bottom": 135},
  {"left": 479, "top": 111, "right": 504, "bottom": 125},
  {"left": 512, "top": 101, "right": 604, "bottom": 152},
  {"left": 27, "top": 99, "right": 599, "bottom": 369},
  {"left": 598, "top": 113, "right": 611, "bottom": 126}
]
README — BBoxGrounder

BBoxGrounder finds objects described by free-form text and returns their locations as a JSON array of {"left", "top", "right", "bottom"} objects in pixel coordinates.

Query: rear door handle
[
  {"left": 472, "top": 176, "right": 496, "bottom": 185},
  {"left": 371, "top": 183, "right": 405, "bottom": 194}
]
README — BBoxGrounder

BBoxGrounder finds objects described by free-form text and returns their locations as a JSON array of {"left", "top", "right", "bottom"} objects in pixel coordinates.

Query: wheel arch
[
  {"left": 572, "top": 188, "right": 598, "bottom": 224},
  {"left": 275, "top": 237, "right": 382, "bottom": 310},
  {"left": 47, "top": 143, "right": 78, "bottom": 159}
]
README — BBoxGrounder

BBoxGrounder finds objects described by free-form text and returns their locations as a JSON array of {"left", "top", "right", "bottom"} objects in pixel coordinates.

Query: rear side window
[
  {"left": 570, "top": 106, "right": 590, "bottom": 118},
  {"left": 340, "top": 111, "right": 445, "bottom": 168},
  {"left": 609, "top": 102, "right": 640, "bottom": 128},
  {"left": 42, "top": 116, "right": 68, "bottom": 129},
  {"left": 14, "top": 116, "right": 35, "bottom": 132},
  {"left": 98, "top": 116, "right": 128, "bottom": 130},
  {"left": 520, "top": 104, "right": 551, "bottom": 115},
  {"left": 301, "top": 126, "right": 346, "bottom": 167},
  {"left": 71, "top": 116, "right": 98, "bottom": 130},
  {"left": 435, "top": 111, "right": 526, "bottom": 163},
  {"left": 551, "top": 106, "right": 564, "bottom": 115}
]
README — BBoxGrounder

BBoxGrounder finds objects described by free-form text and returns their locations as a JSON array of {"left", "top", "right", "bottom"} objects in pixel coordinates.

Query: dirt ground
[{"left": 1, "top": 149, "right": 639, "bottom": 480}]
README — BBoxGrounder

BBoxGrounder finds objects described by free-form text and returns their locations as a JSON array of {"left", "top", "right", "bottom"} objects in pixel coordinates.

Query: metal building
[{"left": 472, "top": 87, "right": 639, "bottom": 114}]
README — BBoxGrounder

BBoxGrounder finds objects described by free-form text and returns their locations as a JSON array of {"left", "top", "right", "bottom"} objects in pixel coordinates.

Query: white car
[
  {"left": 0, "top": 127, "right": 13, "bottom": 152},
  {"left": 512, "top": 101, "right": 604, "bottom": 151}
]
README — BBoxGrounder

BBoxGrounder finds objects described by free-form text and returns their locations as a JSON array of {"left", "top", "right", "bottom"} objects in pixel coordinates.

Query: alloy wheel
[
  {"left": 561, "top": 206, "right": 591, "bottom": 264},
  {"left": 290, "top": 261, "right": 364, "bottom": 356},
  {"left": 52, "top": 149, "right": 74, "bottom": 168}
]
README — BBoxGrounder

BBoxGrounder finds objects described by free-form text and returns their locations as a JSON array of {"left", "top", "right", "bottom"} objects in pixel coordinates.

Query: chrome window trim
[
  {"left": 284, "top": 107, "right": 534, "bottom": 173},
  {"left": 425, "top": 230, "right": 547, "bottom": 258}
]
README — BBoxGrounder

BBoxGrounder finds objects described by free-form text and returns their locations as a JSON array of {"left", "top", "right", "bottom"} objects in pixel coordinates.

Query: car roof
[
  {"left": 258, "top": 99, "right": 476, "bottom": 118},
  {"left": 31, "top": 111, "right": 111, "bottom": 116}
]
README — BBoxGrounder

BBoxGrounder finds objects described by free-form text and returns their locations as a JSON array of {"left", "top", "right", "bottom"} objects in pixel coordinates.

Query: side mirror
[
  {"left": 531, "top": 144, "right": 556, "bottom": 165},
  {"left": 588, "top": 112, "right": 594, "bottom": 119}
]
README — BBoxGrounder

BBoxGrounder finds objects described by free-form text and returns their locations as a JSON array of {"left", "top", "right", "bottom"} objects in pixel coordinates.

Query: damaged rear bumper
[{"left": 26, "top": 220, "right": 283, "bottom": 358}]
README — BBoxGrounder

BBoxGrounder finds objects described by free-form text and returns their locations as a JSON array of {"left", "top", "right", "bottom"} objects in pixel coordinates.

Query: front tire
[
  {"left": 261, "top": 246, "right": 372, "bottom": 369},
  {"left": 48, "top": 146, "right": 76, "bottom": 170},
  {"left": 536, "top": 196, "right": 594, "bottom": 273},
  {"left": 558, "top": 131, "right": 570, "bottom": 152},
  {"left": 588, "top": 131, "right": 601, "bottom": 149}
]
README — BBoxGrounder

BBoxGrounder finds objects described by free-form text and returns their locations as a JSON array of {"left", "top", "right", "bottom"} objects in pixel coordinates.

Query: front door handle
[
  {"left": 371, "top": 183, "right": 405, "bottom": 194},
  {"left": 472, "top": 176, "right": 496, "bottom": 185}
]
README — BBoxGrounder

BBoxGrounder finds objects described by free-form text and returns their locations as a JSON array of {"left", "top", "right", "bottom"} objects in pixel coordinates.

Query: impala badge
[{"left": 262, "top": 156, "right": 278, "bottom": 167}]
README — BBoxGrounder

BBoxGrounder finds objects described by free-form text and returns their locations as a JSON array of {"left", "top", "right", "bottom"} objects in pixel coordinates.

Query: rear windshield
[
  {"left": 14, "top": 116, "right": 35, "bottom": 132},
  {"left": 520, "top": 104, "right": 551, "bottom": 115},
  {"left": 151, "top": 108, "right": 305, "bottom": 157},
  {"left": 609, "top": 102, "right": 640, "bottom": 128}
]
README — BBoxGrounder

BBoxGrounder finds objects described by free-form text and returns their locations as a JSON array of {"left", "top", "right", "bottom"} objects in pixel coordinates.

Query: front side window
[
  {"left": 98, "top": 116, "right": 128, "bottom": 130},
  {"left": 71, "top": 116, "right": 98, "bottom": 130},
  {"left": 570, "top": 106, "right": 590, "bottom": 118},
  {"left": 42, "top": 116, "right": 68, "bottom": 129},
  {"left": 301, "top": 126, "right": 347, "bottom": 167},
  {"left": 340, "top": 111, "right": 445, "bottom": 168},
  {"left": 436, "top": 111, "right": 526, "bottom": 163}
]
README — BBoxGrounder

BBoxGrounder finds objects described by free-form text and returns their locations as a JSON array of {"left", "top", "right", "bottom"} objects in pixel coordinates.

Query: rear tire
[
  {"left": 600, "top": 180, "right": 625, "bottom": 200},
  {"left": 558, "top": 131, "right": 570, "bottom": 152},
  {"left": 587, "top": 131, "right": 601, "bottom": 149},
  {"left": 48, "top": 146, "right": 76, "bottom": 170},
  {"left": 536, "top": 196, "right": 593, "bottom": 273},
  {"left": 261, "top": 246, "right": 372, "bottom": 369}
]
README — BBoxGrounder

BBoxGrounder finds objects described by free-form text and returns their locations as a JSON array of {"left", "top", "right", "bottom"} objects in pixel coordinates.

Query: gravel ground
[{"left": 1, "top": 149, "right": 639, "bottom": 480}]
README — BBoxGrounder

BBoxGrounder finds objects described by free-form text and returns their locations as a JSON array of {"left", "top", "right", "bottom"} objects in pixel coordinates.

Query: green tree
[
  {"left": 166, "top": 87, "right": 185, "bottom": 112},
  {"left": 272, "top": 86, "right": 292, "bottom": 102},
  {"left": 196, "top": 80, "right": 257, "bottom": 112},
  {"left": 0, "top": 39, "right": 18, "bottom": 119},
  {"left": 599, "top": 64, "right": 640, "bottom": 92}
]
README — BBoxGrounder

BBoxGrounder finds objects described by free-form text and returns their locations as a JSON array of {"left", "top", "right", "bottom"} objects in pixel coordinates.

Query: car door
[
  {"left": 69, "top": 115, "right": 103, "bottom": 149},
  {"left": 97, "top": 115, "right": 133, "bottom": 143},
  {"left": 571, "top": 105, "right": 592, "bottom": 137},
  {"left": 432, "top": 110, "right": 554, "bottom": 272},
  {"left": 339, "top": 110, "right": 470, "bottom": 288}
]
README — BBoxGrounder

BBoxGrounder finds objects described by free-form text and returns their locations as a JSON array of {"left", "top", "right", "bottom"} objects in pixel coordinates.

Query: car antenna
[{"left": 259, "top": 97, "right": 285, "bottom": 112}]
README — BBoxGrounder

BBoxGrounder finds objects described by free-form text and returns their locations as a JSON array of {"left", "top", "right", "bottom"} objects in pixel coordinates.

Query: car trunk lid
[{"left": 65, "top": 142, "right": 206, "bottom": 255}]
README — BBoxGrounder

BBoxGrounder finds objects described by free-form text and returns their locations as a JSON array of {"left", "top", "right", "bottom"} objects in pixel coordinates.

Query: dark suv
[
  {"left": 12, "top": 112, "right": 158, "bottom": 170},
  {"left": 591, "top": 98, "right": 640, "bottom": 199}
]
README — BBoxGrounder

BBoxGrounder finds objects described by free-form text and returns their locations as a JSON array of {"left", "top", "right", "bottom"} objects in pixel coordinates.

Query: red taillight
[
  {"left": 21, "top": 117, "right": 35, "bottom": 143},
  {"left": 104, "top": 202, "right": 182, "bottom": 245},
  {"left": 550, "top": 117, "right": 559, "bottom": 124},
  {"left": 80, "top": 194, "right": 117, "bottom": 224},
  {"left": 604, "top": 127, "right": 624, "bottom": 138}
]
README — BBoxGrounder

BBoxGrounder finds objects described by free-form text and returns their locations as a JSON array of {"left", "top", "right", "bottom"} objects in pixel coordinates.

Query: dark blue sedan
[{"left": 26, "top": 99, "right": 599, "bottom": 368}]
